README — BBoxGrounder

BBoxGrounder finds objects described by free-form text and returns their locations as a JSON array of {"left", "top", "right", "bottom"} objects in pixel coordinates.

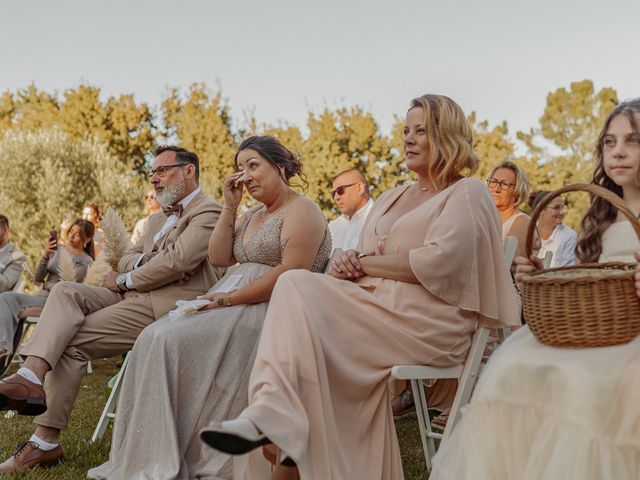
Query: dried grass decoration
[
  {"left": 522, "top": 183, "right": 640, "bottom": 348},
  {"left": 84, "top": 207, "right": 130, "bottom": 287}
]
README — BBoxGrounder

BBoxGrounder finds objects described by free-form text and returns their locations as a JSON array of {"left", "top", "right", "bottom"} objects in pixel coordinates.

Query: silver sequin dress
[{"left": 88, "top": 208, "right": 332, "bottom": 480}]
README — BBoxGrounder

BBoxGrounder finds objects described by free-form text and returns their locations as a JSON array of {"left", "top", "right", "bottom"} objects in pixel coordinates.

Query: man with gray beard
[{"left": 0, "top": 146, "right": 223, "bottom": 472}]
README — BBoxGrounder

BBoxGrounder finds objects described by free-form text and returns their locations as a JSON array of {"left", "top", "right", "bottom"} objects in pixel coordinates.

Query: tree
[
  {"left": 302, "top": 106, "right": 401, "bottom": 216},
  {"left": 468, "top": 113, "right": 516, "bottom": 181},
  {"left": 0, "top": 84, "right": 156, "bottom": 175},
  {"left": 161, "top": 84, "right": 237, "bottom": 200},
  {"left": 517, "top": 80, "right": 618, "bottom": 228},
  {"left": 0, "top": 129, "right": 145, "bottom": 269}
]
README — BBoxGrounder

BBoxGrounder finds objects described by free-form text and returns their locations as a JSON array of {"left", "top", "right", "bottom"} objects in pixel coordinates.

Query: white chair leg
[
  {"left": 443, "top": 328, "right": 489, "bottom": 441},
  {"left": 91, "top": 353, "right": 129, "bottom": 442},
  {"left": 411, "top": 378, "right": 437, "bottom": 471}
]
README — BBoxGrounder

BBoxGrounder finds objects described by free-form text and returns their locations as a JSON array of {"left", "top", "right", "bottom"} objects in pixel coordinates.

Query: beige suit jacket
[
  {"left": 0, "top": 242, "right": 26, "bottom": 292},
  {"left": 118, "top": 190, "right": 223, "bottom": 319}
]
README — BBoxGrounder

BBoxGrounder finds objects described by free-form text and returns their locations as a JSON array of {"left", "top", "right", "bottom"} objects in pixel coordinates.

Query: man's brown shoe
[
  {"left": 0, "top": 373, "right": 47, "bottom": 415},
  {"left": 0, "top": 441, "right": 63, "bottom": 472}
]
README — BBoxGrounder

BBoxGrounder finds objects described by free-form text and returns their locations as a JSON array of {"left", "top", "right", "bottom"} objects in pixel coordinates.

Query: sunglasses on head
[{"left": 331, "top": 182, "right": 360, "bottom": 197}]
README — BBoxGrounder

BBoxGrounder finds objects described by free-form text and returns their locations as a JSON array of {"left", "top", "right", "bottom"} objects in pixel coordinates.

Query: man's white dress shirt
[{"left": 328, "top": 198, "right": 374, "bottom": 251}]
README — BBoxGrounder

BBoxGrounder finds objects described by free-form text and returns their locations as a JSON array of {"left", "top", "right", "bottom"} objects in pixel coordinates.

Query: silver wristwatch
[{"left": 115, "top": 273, "right": 129, "bottom": 292}]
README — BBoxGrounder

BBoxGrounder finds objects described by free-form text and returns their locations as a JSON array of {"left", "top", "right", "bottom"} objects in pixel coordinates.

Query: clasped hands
[
  {"left": 329, "top": 249, "right": 375, "bottom": 280},
  {"left": 514, "top": 252, "right": 640, "bottom": 299}
]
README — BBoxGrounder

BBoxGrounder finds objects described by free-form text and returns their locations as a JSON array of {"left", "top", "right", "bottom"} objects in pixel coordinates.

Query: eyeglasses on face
[
  {"left": 487, "top": 179, "right": 516, "bottom": 190},
  {"left": 148, "top": 163, "right": 188, "bottom": 177},
  {"left": 545, "top": 205, "right": 567, "bottom": 213},
  {"left": 331, "top": 182, "right": 360, "bottom": 197}
]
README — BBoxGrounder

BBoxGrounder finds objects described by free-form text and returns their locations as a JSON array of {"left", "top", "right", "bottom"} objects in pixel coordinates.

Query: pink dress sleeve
[{"left": 408, "top": 179, "right": 521, "bottom": 327}]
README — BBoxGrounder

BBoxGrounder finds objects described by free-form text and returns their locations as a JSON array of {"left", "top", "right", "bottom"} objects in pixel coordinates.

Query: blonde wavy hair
[
  {"left": 409, "top": 94, "right": 479, "bottom": 188},
  {"left": 487, "top": 160, "right": 530, "bottom": 206}
]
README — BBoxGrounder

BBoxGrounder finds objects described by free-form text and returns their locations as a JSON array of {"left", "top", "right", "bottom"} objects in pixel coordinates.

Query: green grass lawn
[{"left": 0, "top": 358, "right": 429, "bottom": 479}]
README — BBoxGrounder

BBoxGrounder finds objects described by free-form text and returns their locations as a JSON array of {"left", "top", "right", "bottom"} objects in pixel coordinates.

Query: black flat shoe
[{"left": 200, "top": 419, "right": 272, "bottom": 455}]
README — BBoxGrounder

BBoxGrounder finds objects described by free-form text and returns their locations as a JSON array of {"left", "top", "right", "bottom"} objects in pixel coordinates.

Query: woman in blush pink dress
[{"left": 200, "top": 94, "right": 521, "bottom": 480}]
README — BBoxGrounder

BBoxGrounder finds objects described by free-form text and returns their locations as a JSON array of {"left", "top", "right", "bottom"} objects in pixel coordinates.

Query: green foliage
[
  {"left": 301, "top": 106, "right": 398, "bottom": 215},
  {"left": 0, "top": 84, "right": 156, "bottom": 174},
  {"left": 517, "top": 80, "right": 618, "bottom": 229},
  {"left": 161, "top": 83, "right": 237, "bottom": 201},
  {"left": 0, "top": 79, "right": 622, "bottom": 238},
  {"left": 0, "top": 129, "right": 145, "bottom": 270}
]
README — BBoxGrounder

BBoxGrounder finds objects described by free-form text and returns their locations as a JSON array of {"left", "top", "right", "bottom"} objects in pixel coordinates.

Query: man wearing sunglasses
[
  {"left": 0, "top": 146, "right": 223, "bottom": 472},
  {"left": 328, "top": 168, "right": 374, "bottom": 251}
]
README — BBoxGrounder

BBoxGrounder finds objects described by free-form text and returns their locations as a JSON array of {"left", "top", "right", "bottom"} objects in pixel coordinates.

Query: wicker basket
[{"left": 521, "top": 183, "right": 640, "bottom": 348}]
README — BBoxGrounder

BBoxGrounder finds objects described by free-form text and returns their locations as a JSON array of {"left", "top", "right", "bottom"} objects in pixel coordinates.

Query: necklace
[{"left": 418, "top": 183, "right": 437, "bottom": 192}]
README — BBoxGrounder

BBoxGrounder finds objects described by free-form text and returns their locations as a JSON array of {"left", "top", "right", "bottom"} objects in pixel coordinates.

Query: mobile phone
[{"left": 49, "top": 230, "right": 58, "bottom": 248}]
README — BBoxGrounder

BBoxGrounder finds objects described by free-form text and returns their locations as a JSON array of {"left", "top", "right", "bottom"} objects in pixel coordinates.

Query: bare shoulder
[{"left": 284, "top": 195, "right": 326, "bottom": 226}]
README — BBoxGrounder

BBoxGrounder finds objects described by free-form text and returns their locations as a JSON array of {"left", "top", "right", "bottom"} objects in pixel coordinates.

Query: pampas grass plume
[
  {"left": 101, "top": 207, "right": 130, "bottom": 271},
  {"left": 83, "top": 254, "right": 113, "bottom": 287},
  {"left": 57, "top": 247, "right": 77, "bottom": 282}
]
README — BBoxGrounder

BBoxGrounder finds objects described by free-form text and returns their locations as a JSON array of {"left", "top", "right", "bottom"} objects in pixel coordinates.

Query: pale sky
[{"left": 1, "top": 0, "right": 638, "bottom": 139}]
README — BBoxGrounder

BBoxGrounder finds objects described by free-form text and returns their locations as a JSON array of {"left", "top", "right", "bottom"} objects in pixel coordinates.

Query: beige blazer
[
  {"left": 118, "top": 190, "right": 224, "bottom": 319},
  {"left": 0, "top": 242, "right": 26, "bottom": 292}
]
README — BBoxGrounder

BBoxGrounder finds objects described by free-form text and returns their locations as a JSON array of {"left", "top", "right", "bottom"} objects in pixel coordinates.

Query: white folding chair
[
  {"left": 390, "top": 236, "right": 517, "bottom": 471},
  {"left": 392, "top": 328, "right": 489, "bottom": 470},
  {"left": 92, "top": 352, "right": 129, "bottom": 442},
  {"left": 503, "top": 236, "right": 517, "bottom": 268}
]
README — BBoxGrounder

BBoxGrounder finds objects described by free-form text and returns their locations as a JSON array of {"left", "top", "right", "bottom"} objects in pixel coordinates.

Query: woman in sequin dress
[{"left": 88, "top": 136, "right": 331, "bottom": 480}]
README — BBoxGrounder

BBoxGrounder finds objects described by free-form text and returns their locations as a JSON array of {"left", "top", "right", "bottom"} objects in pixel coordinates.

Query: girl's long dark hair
[{"left": 576, "top": 98, "right": 640, "bottom": 263}]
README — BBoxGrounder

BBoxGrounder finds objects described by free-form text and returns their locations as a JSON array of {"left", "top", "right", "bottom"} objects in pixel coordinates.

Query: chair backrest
[{"left": 503, "top": 236, "right": 517, "bottom": 268}]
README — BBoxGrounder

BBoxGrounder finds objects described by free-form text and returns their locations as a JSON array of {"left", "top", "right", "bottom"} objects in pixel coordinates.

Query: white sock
[
  {"left": 29, "top": 434, "right": 58, "bottom": 451},
  {"left": 17, "top": 367, "right": 42, "bottom": 386}
]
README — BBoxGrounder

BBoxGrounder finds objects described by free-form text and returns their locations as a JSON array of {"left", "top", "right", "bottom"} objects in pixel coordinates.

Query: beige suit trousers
[{"left": 20, "top": 281, "right": 156, "bottom": 430}]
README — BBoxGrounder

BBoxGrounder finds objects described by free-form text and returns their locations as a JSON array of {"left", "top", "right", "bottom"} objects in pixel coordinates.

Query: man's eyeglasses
[
  {"left": 149, "top": 163, "right": 188, "bottom": 177},
  {"left": 486, "top": 179, "right": 516, "bottom": 190},
  {"left": 331, "top": 182, "right": 360, "bottom": 197}
]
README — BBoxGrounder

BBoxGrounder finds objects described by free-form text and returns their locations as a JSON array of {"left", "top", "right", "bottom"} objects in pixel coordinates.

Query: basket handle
[{"left": 525, "top": 183, "right": 640, "bottom": 259}]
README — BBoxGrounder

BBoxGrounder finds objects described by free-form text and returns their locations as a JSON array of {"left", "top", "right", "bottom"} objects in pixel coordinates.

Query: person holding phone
[
  {"left": 0, "top": 219, "right": 94, "bottom": 375},
  {"left": 87, "top": 136, "right": 331, "bottom": 480}
]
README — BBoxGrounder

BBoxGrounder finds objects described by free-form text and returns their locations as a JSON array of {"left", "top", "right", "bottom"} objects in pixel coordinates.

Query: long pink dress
[{"left": 237, "top": 179, "right": 521, "bottom": 479}]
